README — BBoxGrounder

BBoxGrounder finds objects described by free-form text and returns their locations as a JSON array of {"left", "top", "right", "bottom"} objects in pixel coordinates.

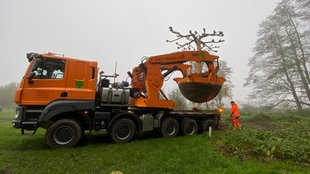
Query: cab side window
[{"left": 32, "top": 58, "right": 66, "bottom": 79}]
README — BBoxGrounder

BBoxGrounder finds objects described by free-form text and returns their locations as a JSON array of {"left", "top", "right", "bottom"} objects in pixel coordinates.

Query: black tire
[
  {"left": 109, "top": 118, "right": 136, "bottom": 143},
  {"left": 45, "top": 119, "right": 82, "bottom": 149},
  {"left": 200, "top": 119, "right": 214, "bottom": 133},
  {"left": 181, "top": 118, "right": 198, "bottom": 136},
  {"left": 161, "top": 117, "right": 179, "bottom": 138}
]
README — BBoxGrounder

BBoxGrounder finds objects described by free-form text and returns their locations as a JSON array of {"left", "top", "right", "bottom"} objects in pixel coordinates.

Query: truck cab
[{"left": 13, "top": 53, "right": 97, "bottom": 131}]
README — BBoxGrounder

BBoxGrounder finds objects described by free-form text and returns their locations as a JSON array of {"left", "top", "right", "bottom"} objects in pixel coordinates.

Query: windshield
[{"left": 31, "top": 57, "right": 66, "bottom": 79}]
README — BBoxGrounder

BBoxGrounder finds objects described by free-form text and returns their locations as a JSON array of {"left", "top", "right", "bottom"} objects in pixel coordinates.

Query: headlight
[{"left": 15, "top": 110, "right": 20, "bottom": 118}]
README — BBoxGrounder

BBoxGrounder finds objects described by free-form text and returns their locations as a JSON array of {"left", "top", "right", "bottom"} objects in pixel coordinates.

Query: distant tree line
[
  {"left": 0, "top": 82, "right": 18, "bottom": 109},
  {"left": 245, "top": 0, "right": 310, "bottom": 109}
]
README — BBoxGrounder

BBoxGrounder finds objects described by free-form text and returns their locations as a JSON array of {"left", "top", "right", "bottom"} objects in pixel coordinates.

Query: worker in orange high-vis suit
[{"left": 230, "top": 101, "right": 241, "bottom": 129}]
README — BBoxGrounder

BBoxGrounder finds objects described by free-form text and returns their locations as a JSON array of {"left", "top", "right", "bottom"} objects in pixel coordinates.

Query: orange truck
[{"left": 13, "top": 51, "right": 225, "bottom": 148}]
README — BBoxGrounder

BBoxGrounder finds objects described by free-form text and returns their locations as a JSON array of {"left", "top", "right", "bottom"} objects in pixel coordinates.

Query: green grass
[{"left": 0, "top": 109, "right": 309, "bottom": 174}]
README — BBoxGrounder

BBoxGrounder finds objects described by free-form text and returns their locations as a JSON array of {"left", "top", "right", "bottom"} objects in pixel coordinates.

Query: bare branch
[
  {"left": 166, "top": 37, "right": 182, "bottom": 43},
  {"left": 167, "top": 26, "right": 224, "bottom": 52},
  {"left": 176, "top": 40, "right": 195, "bottom": 50},
  {"left": 300, "top": 101, "right": 310, "bottom": 106}
]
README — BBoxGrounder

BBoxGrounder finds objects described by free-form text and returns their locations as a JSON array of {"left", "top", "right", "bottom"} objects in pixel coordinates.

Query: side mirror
[{"left": 28, "top": 72, "right": 35, "bottom": 84}]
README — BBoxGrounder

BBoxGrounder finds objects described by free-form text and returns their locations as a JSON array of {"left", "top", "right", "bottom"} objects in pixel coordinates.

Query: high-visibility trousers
[{"left": 231, "top": 116, "right": 241, "bottom": 127}]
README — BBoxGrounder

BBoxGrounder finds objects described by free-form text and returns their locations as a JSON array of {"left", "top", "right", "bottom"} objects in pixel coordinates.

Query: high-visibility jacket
[{"left": 231, "top": 103, "right": 240, "bottom": 117}]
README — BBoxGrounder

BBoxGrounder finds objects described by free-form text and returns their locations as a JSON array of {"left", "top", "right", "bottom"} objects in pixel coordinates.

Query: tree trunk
[
  {"left": 285, "top": 26, "right": 310, "bottom": 102},
  {"left": 276, "top": 31, "right": 303, "bottom": 109},
  {"left": 195, "top": 39, "right": 203, "bottom": 73},
  {"left": 289, "top": 15, "right": 310, "bottom": 85}
]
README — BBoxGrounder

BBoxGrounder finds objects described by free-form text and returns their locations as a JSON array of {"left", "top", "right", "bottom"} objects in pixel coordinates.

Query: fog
[{"left": 0, "top": 0, "right": 279, "bottom": 104}]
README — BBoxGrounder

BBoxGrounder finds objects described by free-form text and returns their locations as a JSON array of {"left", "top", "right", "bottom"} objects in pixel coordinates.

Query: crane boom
[{"left": 129, "top": 50, "right": 226, "bottom": 109}]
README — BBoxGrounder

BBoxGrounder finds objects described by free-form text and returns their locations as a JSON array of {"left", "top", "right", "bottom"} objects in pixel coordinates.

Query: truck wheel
[
  {"left": 181, "top": 118, "right": 198, "bottom": 136},
  {"left": 200, "top": 119, "right": 214, "bottom": 133},
  {"left": 45, "top": 119, "right": 82, "bottom": 149},
  {"left": 109, "top": 118, "right": 136, "bottom": 143},
  {"left": 161, "top": 117, "right": 179, "bottom": 138}
]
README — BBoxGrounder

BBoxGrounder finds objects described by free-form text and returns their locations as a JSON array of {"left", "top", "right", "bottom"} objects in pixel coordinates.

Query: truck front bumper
[{"left": 12, "top": 106, "right": 39, "bottom": 135}]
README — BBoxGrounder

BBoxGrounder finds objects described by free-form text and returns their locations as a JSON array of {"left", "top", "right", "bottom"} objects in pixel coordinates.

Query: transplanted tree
[
  {"left": 245, "top": 0, "right": 310, "bottom": 109},
  {"left": 167, "top": 27, "right": 224, "bottom": 73},
  {"left": 166, "top": 27, "right": 224, "bottom": 52},
  {"left": 166, "top": 27, "right": 232, "bottom": 107}
]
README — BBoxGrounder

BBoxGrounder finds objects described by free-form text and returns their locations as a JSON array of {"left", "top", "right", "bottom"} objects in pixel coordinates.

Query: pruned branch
[
  {"left": 167, "top": 26, "right": 224, "bottom": 52},
  {"left": 175, "top": 40, "right": 195, "bottom": 50}
]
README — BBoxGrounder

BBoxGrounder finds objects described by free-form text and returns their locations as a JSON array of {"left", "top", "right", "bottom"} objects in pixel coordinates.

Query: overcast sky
[{"left": 0, "top": 0, "right": 279, "bottom": 104}]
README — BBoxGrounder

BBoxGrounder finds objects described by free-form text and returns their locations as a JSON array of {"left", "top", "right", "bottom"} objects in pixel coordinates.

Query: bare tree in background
[
  {"left": 211, "top": 60, "right": 233, "bottom": 107},
  {"left": 168, "top": 88, "right": 187, "bottom": 109},
  {"left": 245, "top": 0, "right": 310, "bottom": 109},
  {"left": 295, "top": 0, "right": 310, "bottom": 22}
]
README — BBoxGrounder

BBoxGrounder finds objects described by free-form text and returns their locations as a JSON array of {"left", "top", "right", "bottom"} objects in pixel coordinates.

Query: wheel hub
[
  {"left": 53, "top": 126, "right": 74, "bottom": 145},
  {"left": 166, "top": 124, "right": 176, "bottom": 135},
  {"left": 116, "top": 124, "right": 131, "bottom": 140}
]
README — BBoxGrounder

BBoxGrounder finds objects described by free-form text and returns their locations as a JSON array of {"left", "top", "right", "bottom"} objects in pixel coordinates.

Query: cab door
[
  {"left": 19, "top": 56, "right": 67, "bottom": 106},
  {"left": 64, "top": 59, "right": 97, "bottom": 100}
]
